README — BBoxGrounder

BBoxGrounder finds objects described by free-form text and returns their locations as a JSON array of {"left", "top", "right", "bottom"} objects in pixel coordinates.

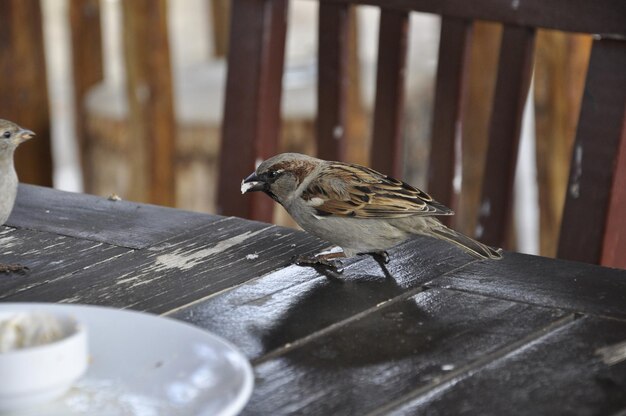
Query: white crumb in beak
[
  {"left": 306, "top": 197, "right": 325, "bottom": 206},
  {"left": 241, "top": 180, "right": 259, "bottom": 194}
]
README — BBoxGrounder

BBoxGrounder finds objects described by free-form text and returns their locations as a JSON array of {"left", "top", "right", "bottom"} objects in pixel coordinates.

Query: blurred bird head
[{"left": 0, "top": 119, "right": 35, "bottom": 153}]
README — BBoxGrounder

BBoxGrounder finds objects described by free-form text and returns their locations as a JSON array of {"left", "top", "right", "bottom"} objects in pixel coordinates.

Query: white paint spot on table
[{"left": 155, "top": 229, "right": 266, "bottom": 271}]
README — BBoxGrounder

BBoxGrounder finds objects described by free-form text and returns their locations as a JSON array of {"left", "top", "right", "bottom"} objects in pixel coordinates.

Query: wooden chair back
[{"left": 218, "top": 0, "right": 626, "bottom": 268}]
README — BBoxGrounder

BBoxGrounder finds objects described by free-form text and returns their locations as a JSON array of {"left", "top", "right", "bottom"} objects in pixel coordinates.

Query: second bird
[{"left": 241, "top": 153, "right": 501, "bottom": 267}]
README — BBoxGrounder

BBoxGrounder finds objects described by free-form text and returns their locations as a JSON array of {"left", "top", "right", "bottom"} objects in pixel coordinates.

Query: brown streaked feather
[{"left": 302, "top": 162, "right": 453, "bottom": 218}]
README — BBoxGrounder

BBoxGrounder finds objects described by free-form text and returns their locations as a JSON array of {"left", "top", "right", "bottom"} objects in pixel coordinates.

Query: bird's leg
[
  {"left": 294, "top": 251, "right": 346, "bottom": 272},
  {"left": 361, "top": 251, "right": 390, "bottom": 264},
  {"left": 0, "top": 263, "right": 29, "bottom": 274},
  {"left": 357, "top": 251, "right": 392, "bottom": 278}
]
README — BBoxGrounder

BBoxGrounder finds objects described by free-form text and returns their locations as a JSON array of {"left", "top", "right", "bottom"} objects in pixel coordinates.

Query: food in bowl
[
  {"left": 0, "top": 312, "right": 65, "bottom": 352},
  {"left": 0, "top": 310, "right": 88, "bottom": 411}
]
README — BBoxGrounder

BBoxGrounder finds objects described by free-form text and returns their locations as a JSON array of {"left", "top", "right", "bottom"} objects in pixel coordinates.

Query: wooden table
[{"left": 2, "top": 185, "right": 626, "bottom": 415}]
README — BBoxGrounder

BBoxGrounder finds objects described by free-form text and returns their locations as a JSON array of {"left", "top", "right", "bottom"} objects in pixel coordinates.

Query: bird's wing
[{"left": 301, "top": 162, "right": 453, "bottom": 218}]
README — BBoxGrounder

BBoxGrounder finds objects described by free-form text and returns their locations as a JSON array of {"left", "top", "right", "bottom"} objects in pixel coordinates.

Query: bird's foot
[
  {"left": 293, "top": 252, "right": 345, "bottom": 273},
  {"left": 0, "top": 263, "right": 29, "bottom": 274}
]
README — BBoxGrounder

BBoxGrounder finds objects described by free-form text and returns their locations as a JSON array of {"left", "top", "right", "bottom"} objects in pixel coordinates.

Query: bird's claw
[
  {"left": 293, "top": 255, "right": 344, "bottom": 273},
  {"left": 371, "top": 251, "right": 390, "bottom": 264},
  {"left": 0, "top": 263, "right": 29, "bottom": 274}
]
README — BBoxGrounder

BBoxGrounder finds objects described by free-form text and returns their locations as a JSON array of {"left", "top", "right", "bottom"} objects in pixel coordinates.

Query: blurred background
[{"left": 0, "top": 0, "right": 591, "bottom": 258}]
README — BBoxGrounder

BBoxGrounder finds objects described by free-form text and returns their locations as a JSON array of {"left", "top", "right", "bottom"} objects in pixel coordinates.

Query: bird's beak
[
  {"left": 16, "top": 129, "right": 35, "bottom": 144},
  {"left": 241, "top": 172, "right": 267, "bottom": 194}
]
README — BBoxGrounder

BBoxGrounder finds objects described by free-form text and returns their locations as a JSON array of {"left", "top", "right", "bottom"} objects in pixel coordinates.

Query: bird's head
[
  {"left": 241, "top": 153, "right": 319, "bottom": 204},
  {"left": 0, "top": 119, "right": 35, "bottom": 152}
]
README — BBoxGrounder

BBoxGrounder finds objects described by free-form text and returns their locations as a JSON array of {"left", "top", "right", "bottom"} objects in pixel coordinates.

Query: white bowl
[{"left": 0, "top": 311, "right": 88, "bottom": 412}]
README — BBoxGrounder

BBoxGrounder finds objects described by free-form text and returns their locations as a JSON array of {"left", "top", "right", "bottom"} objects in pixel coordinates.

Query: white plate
[{"left": 0, "top": 303, "right": 253, "bottom": 416}]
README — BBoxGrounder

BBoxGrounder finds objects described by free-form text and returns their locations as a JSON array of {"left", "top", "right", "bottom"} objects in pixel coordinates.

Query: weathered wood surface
[
  {"left": 243, "top": 290, "right": 570, "bottom": 415},
  {"left": 392, "top": 316, "right": 626, "bottom": 415},
  {"left": 428, "top": 252, "right": 626, "bottom": 320},
  {"left": 6, "top": 185, "right": 219, "bottom": 249},
  {"left": 0, "top": 227, "right": 130, "bottom": 300},
  {"left": 169, "top": 237, "right": 477, "bottom": 359},
  {"left": 3, "top": 186, "right": 626, "bottom": 415}
]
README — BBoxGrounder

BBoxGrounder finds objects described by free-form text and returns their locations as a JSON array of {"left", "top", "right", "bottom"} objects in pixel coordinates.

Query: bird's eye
[
  {"left": 2, "top": 131, "right": 10, "bottom": 139},
  {"left": 267, "top": 170, "right": 277, "bottom": 179}
]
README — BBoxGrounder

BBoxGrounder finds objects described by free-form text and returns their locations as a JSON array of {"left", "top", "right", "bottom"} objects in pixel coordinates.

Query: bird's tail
[{"left": 427, "top": 225, "right": 502, "bottom": 260}]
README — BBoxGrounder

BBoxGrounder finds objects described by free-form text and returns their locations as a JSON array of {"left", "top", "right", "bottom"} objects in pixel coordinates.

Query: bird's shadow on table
[{"left": 260, "top": 264, "right": 449, "bottom": 368}]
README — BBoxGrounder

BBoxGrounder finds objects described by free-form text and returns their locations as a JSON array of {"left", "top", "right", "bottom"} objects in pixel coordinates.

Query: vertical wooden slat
[
  {"left": 344, "top": 8, "right": 368, "bottom": 166},
  {"left": 0, "top": 0, "right": 53, "bottom": 186},
  {"left": 122, "top": 0, "right": 176, "bottom": 207},
  {"left": 370, "top": 9, "right": 409, "bottom": 179},
  {"left": 456, "top": 22, "right": 501, "bottom": 237},
  {"left": 217, "top": 0, "right": 288, "bottom": 220},
  {"left": 69, "top": 0, "right": 104, "bottom": 191},
  {"left": 558, "top": 39, "right": 626, "bottom": 265},
  {"left": 317, "top": 2, "right": 351, "bottom": 161},
  {"left": 475, "top": 25, "right": 536, "bottom": 248},
  {"left": 533, "top": 31, "right": 591, "bottom": 258},
  {"left": 601, "top": 113, "right": 626, "bottom": 269},
  {"left": 209, "top": 0, "right": 230, "bottom": 58},
  {"left": 427, "top": 17, "right": 472, "bottom": 226}
]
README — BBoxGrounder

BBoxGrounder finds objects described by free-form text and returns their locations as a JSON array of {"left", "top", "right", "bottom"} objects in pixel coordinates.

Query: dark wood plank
[
  {"left": 476, "top": 25, "right": 535, "bottom": 248},
  {"left": 169, "top": 235, "right": 479, "bottom": 360},
  {"left": 316, "top": 2, "right": 351, "bottom": 161},
  {"left": 427, "top": 251, "right": 626, "bottom": 319},
  {"left": 0, "top": 227, "right": 130, "bottom": 299},
  {"left": 122, "top": 0, "right": 176, "bottom": 206},
  {"left": 316, "top": 0, "right": 626, "bottom": 37},
  {"left": 558, "top": 38, "right": 626, "bottom": 265},
  {"left": 218, "top": 0, "right": 288, "bottom": 221},
  {"left": 6, "top": 185, "right": 220, "bottom": 249},
  {"left": 392, "top": 315, "right": 626, "bottom": 415},
  {"left": 370, "top": 9, "right": 409, "bottom": 179},
  {"left": 69, "top": 0, "right": 104, "bottom": 190},
  {"left": 242, "top": 288, "right": 569, "bottom": 415},
  {"left": 427, "top": 17, "right": 472, "bottom": 226},
  {"left": 3, "top": 218, "right": 327, "bottom": 314},
  {"left": 0, "top": 0, "right": 53, "bottom": 187},
  {"left": 602, "top": 113, "right": 626, "bottom": 268}
]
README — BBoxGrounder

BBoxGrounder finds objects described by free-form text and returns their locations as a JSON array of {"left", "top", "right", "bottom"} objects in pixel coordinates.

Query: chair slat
[
  {"left": 476, "top": 25, "right": 535, "bottom": 248},
  {"left": 318, "top": 0, "right": 626, "bottom": 37},
  {"left": 558, "top": 39, "right": 626, "bottom": 265},
  {"left": 427, "top": 17, "right": 472, "bottom": 225},
  {"left": 370, "top": 9, "right": 409, "bottom": 179},
  {"left": 122, "top": 0, "right": 176, "bottom": 207},
  {"left": 317, "top": 2, "right": 351, "bottom": 161},
  {"left": 218, "top": 0, "right": 288, "bottom": 221},
  {"left": 0, "top": 0, "right": 53, "bottom": 187},
  {"left": 69, "top": 0, "right": 104, "bottom": 191},
  {"left": 602, "top": 115, "right": 626, "bottom": 268}
]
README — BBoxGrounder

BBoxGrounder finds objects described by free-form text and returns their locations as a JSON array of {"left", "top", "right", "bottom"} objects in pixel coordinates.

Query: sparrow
[
  {"left": 0, "top": 119, "right": 35, "bottom": 273},
  {"left": 241, "top": 153, "right": 502, "bottom": 269}
]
